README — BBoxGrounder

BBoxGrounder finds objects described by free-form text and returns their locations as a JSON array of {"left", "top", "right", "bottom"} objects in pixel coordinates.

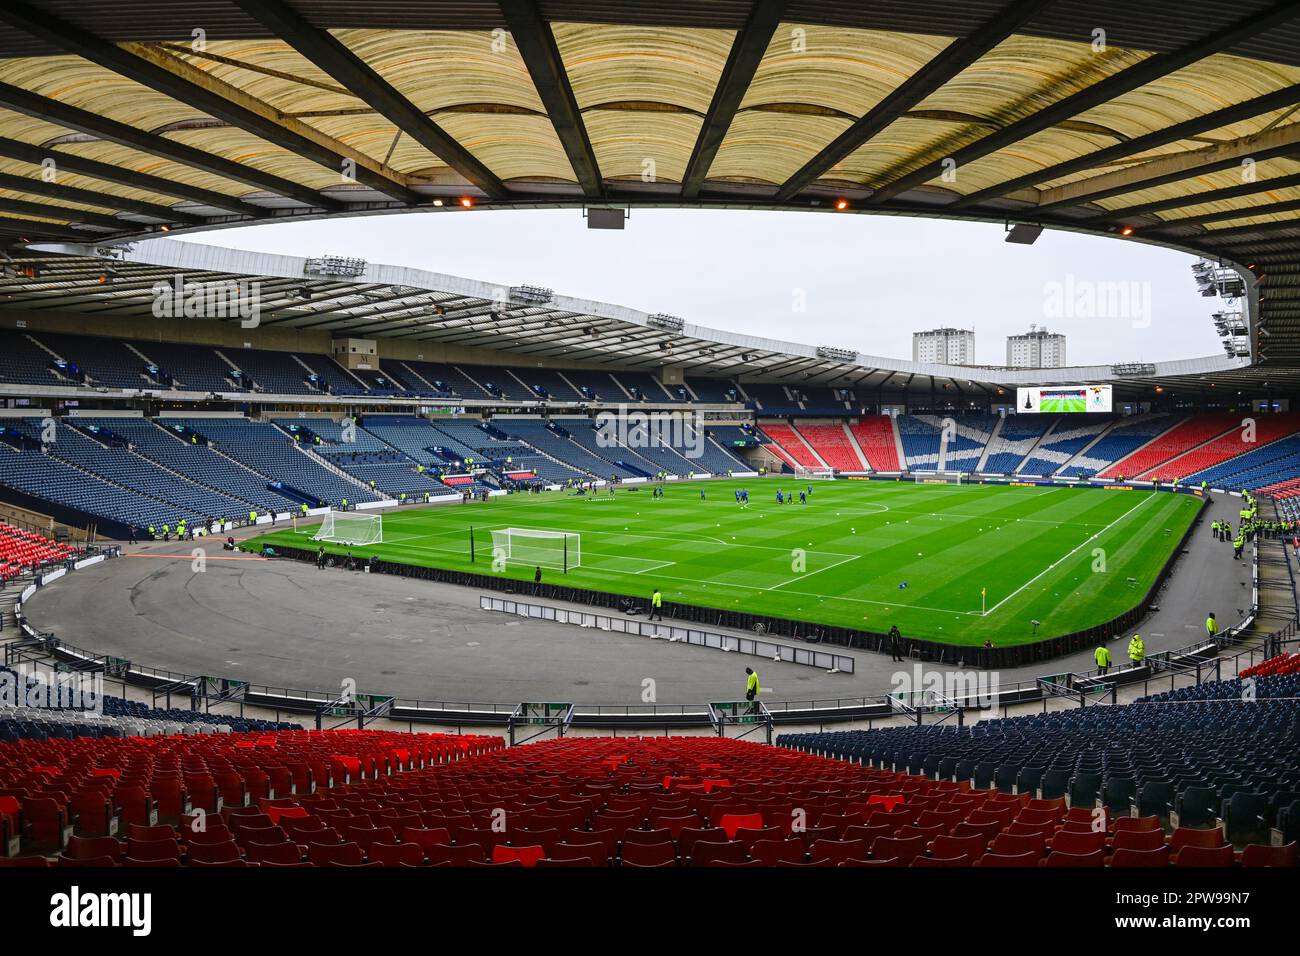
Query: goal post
[
  {"left": 312, "top": 511, "right": 383, "bottom": 545},
  {"left": 491, "top": 528, "right": 581, "bottom": 572},
  {"left": 794, "top": 466, "right": 836, "bottom": 480},
  {"left": 912, "top": 472, "right": 963, "bottom": 485}
]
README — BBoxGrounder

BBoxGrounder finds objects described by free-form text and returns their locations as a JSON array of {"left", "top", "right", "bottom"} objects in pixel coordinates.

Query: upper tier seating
[
  {"left": 32, "top": 332, "right": 156, "bottom": 390},
  {"left": 850, "top": 417, "right": 901, "bottom": 471},
  {"left": 349, "top": 368, "right": 417, "bottom": 398},
  {"left": 794, "top": 424, "right": 865, "bottom": 471},
  {"left": 743, "top": 383, "right": 798, "bottom": 414},
  {"left": 1147, "top": 413, "right": 1300, "bottom": 482},
  {"left": 685, "top": 378, "right": 739, "bottom": 403},
  {"left": 471, "top": 369, "right": 533, "bottom": 403},
  {"left": 791, "top": 387, "right": 851, "bottom": 413},
  {"left": 219, "top": 347, "right": 320, "bottom": 395},
  {"left": 561, "top": 369, "right": 621, "bottom": 402},
  {"left": 396, "top": 362, "right": 488, "bottom": 398},
  {"left": 0, "top": 330, "right": 66, "bottom": 387},
  {"left": 1060, "top": 415, "right": 1180, "bottom": 478},
  {"left": 612, "top": 372, "right": 680, "bottom": 403},
  {"left": 513, "top": 368, "right": 584, "bottom": 402},
  {"left": 1098, "top": 413, "right": 1238, "bottom": 479},
  {"left": 295, "top": 357, "right": 366, "bottom": 396},
  {"left": 131, "top": 341, "right": 245, "bottom": 392},
  {"left": 1017, "top": 417, "right": 1111, "bottom": 476}
]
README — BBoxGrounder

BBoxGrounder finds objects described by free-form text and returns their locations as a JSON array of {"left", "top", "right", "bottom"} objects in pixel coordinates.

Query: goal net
[
  {"left": 312, "top": 511, "right": 383, "bottom": 545},
  {"left": 794, "top": 466, "right": 835, "bottom": 480},
  {"left": 491, "top": 528, "right": 581, "bottom": 571},
  {"left": 912, "top": 472, "right": 963, "bottom": 485}
]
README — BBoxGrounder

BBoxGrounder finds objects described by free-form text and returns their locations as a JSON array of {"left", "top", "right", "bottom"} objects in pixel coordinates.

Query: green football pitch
[
  {"left": 1039, "top": 397, "right": 1087, "bottom": 413},
  {"left": 249, "top": 480, "right": 1201, "bottom": 647}
]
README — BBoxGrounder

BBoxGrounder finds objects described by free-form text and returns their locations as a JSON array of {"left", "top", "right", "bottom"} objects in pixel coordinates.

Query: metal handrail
[{"left": 9, "top": 546, "right": 1298, "bottom": 731}]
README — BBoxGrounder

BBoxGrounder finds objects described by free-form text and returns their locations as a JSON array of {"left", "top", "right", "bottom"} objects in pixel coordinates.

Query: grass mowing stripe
[
  {"left": 251, "top": 480, "right": 1200, "bottom": 646},
  {"left": 982, "top": 491, "right": 1156, "bottom": 616}
]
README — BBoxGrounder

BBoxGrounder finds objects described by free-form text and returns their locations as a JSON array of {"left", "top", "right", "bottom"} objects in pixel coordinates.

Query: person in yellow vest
[
  {"left": 649, "top": 588, "right": 663, "bottom": 621},
  {"left": 1205, "top": 612, "right": 1219, "bottom": 642},
  {"left": 1127, "top": 634, "right": 1145, "bottom": 666},
  {"left": 249, "top": 510, "right": 257, "bottom": 524},
  {"left": 744, "top": 667, "right": 760, "bottom": 714},
  {"left": 300, "top": 503, "right": 308, "bottom": 517},
  {"left": 1094, "top": 643, "right": 1111, "bottom": 676},
  {"left": 341, "top": 498, "right": 348, "bottom": 511}
]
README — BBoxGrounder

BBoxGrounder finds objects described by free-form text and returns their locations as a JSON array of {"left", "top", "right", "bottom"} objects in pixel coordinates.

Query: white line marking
[
  {"left": 982, "top": 492, "right": 1158, "bottom": 616},
  {"left": 768, "top": 553, "right": 859, "bottom": 592}
]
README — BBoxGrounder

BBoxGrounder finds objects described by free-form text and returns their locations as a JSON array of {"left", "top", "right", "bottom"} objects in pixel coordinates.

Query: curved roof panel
[{"left": 0, "top": 0, "right": 1289, "bottom": 366}]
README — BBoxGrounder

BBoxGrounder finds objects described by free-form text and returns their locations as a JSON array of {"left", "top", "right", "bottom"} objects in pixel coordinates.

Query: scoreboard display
[{"left": 1016, "top": 385, "right": 1112, "bottom": 414}]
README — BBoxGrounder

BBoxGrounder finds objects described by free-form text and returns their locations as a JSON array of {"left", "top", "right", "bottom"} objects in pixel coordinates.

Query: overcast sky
[{"left": 193, "top": 209, "right": 1223, "bottom": 367}]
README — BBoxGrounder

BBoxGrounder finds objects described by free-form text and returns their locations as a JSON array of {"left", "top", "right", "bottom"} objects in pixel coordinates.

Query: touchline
[{"left": 49, "top": 887, "right": 152, "bottom": 937}]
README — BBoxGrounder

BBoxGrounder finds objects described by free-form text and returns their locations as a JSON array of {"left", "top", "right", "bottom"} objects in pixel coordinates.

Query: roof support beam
[
  {"left": 0, "top": 3, "right": 411, "bottom": 205},
  {"left": 499, "top": 0, "right": 602, "bottom": 199},
  {"left": 865, "top": 1, "right": 1300, "bottom": 205},
  {"left": 0, "top": 79, "right": 343, "bottom": 211},
  {"left": 776, "top": 0, "right": 1052, "bottom": 203},
  {"left": 0, "top": 194, "right": 125, "bottom": 231},
  {"left": 1033, "top": 120, "right": 1300, "bottom": 217},
  {"left": 1204, "top": 219, "right": 1300, "bottom": 242},
  {"left": 0, "top": 137, "right": 264, "bottom": 217},
  {"left": 1142, "top": 197, "right": 1300, "bottom": 232},
  {"left": 0, "top": 171, "right": 203, "bottom": 224},
  {"left": 0, "top": 217, "right": 103, "bottom": 241},
  {"left": 1089, "top": 171, "right": 1300, "bottom": 224},
  {"left": 951, "top": 83, "right": 1300, "bottom": 210},
  {"left": 683, "top": 0, "right": 787, "bottom": 199},
  {"left": 231, "top": 0, "right": 508, "bottom": 200}
]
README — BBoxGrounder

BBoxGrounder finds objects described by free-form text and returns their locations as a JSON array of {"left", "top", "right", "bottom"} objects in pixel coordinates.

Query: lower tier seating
[
  {"left": 0, "top": 731, "right": 1290, "bottom": 867},
  {"left": 780, "top": 676, "right": 1299, "bottom": 855}
]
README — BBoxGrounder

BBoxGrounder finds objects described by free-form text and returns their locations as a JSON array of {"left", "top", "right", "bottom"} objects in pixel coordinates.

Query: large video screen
[{"left": 1016, "top": 385, "right": 1112, "bottom": 414}]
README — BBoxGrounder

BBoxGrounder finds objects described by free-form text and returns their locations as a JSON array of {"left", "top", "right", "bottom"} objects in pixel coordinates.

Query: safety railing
[
  {"left": 480, "top": 595, "right": 855, "bottom": 673},
  {"left": 7, "top": 540, "right": 1296, "bottom": 733}
]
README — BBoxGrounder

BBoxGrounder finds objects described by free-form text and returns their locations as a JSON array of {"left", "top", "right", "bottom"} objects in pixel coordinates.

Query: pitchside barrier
[
  {"left": 479, "top": 595, "right": 855, "bottom": 673},
  {"left": 270, "top": 489, "right": 1207, "bottom": 669},
  {"left": 12, "top": 541, "right": 1290, "bottom": 731}
]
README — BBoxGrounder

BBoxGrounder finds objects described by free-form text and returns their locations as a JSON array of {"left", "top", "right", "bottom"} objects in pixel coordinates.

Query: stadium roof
[
  {"left": 0, "top": 2, "right": 1295, "bottom": 369},
  {"left": 5, "top": 238, "right": 1285, "bottom": 400}
]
